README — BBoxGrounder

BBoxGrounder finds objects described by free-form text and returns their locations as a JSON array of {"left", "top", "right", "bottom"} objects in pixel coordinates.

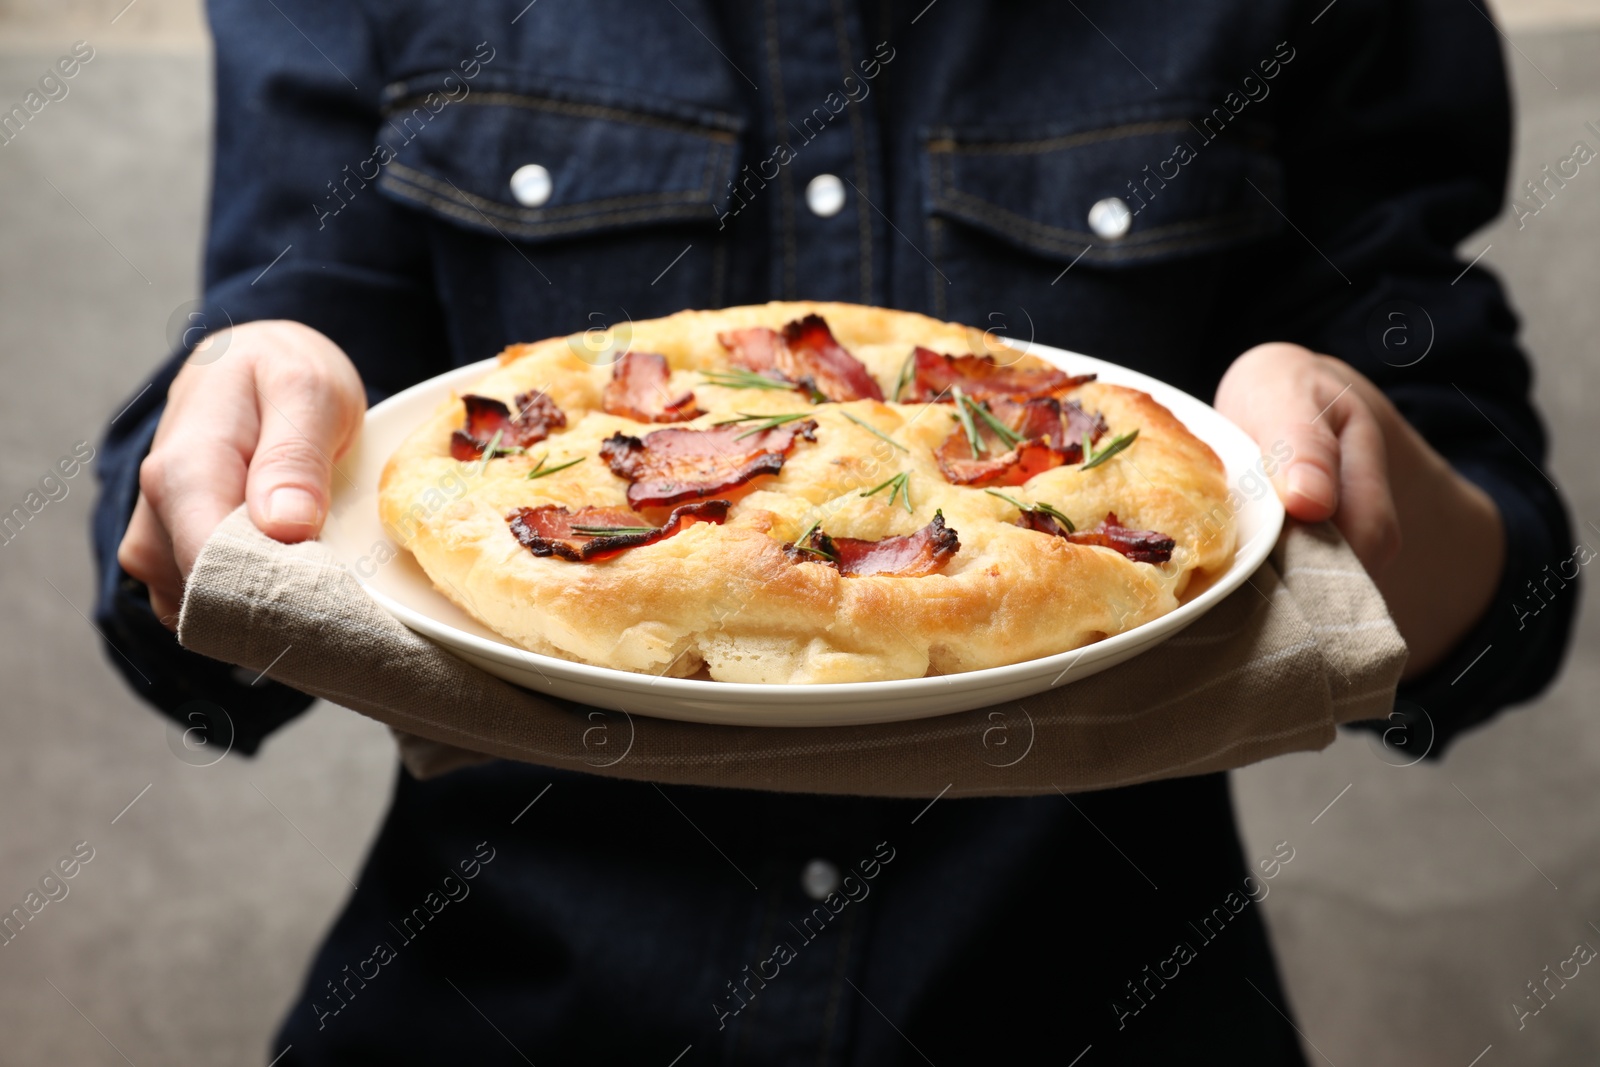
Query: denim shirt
[{"left": 92, "top": 0, "right": 1573, "bottom": 1062}]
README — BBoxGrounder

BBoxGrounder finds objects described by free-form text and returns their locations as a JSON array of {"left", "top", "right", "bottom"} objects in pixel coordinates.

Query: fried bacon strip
[
  {"left": 508, "top": 500, "right": 730, "bottom": 562},
  {"left": 718, "top": 314, "right": 884, "bottom": 402},
  {"left": 934, "top": 397, "right": 1107, "bottom": 487},
  {"left": 1049, "top": 511, "right": 1175, "bottom": 564},
  {"left": 600, "top": 420, "right": 818, "bottom": 508},
  {"left": 450, "top": 391, "right": 567, "bottom": 461},
  {"left": 601, "top": 351, "right": 703, "bottom": 423},
  {"left": 901, "top": 346, "right": 1096, "bottom": 403},
  {"left": 937, "top": 436, "right": 1068, "bottom": 488},
  {"left": 789, "top": 512, "right": 960, "bottom": 577}
]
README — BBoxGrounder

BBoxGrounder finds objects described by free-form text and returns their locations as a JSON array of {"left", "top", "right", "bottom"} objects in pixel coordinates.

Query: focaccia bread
[{"left": 378, "top": 302, "right": 1235, "bottom": 683}]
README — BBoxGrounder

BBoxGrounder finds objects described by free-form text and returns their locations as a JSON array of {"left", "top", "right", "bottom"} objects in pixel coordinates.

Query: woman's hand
[
  {"left": 1215, "top": 343, "right": 1505, "bottom": 678},
  {"left": 117, "top": 320, "right": 366, "bottom": 629}
]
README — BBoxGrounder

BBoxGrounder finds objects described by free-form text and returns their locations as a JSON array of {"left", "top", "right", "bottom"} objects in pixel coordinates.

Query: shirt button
[
  {"left": 1088, "top": 196, "right": 1132, "bottom": 240},
  {"left": 805, "top": 174, "right": 846, "bottom": 218},
  {"left": 800, "top": 858, "right": 841, "bottom": 901},
  {"left": 509, "top": 164, "right": 553, "bottom": 208}
]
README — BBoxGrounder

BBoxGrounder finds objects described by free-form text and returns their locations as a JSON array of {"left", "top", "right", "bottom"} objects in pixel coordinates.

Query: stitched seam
[
  {"left": 763, "top": 0, "right": 797, "bottom": 298},
  {"left": 927, "top": 119, "right": 1192, "bottom": 156},
  {"left": 829, "top": 0, "right": 873, "bottom": 304},
  {"left": 385, "top": 179, "right": 713, "bottom": 238},
  {"left": 938, "top": 184, "right": 1262, "bottom": 245},
  {"left": 935, "top": 187, "right": 1273, "bottom": 258},
  {"left": 387, "top": 161, "right": 707, "bottom": 217},
  {"left": 384, "top": 163, "right": 711, "bottom": 229},
  {"left": 384, "top": 90, "right": 739, "bottom": 143},
  {"left": 730, "top": 880, "right": 785, "bottom": 1059},
  {"left": 698, "top": 139, "right": 719, "bottom": 207},
  {"left": 816, "top": 905, "right": 857, "bottom": 1066}
]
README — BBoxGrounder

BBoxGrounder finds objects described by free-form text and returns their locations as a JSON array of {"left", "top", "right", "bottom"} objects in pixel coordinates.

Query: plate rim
[{"left": 333, "top": 337, "right": 1285, "bottom": 707}]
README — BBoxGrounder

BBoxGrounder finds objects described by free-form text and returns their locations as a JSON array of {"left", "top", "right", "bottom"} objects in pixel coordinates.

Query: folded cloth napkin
[{"left": 178, "top": 506, "right": 1406, "bottom": 798}]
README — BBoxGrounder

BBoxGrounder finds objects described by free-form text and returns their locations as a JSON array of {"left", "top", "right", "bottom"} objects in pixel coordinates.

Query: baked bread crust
[{"left": 378, "top": 302, "right": 1235, "bottom": 683}]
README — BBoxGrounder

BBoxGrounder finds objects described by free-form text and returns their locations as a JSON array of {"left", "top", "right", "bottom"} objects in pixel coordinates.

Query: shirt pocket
[
  {"left": 374, "top": 73, "right": 744, "bottom": 360},
  {"left": 921, "top": 115, "right": 1286, "bottom": 376}
]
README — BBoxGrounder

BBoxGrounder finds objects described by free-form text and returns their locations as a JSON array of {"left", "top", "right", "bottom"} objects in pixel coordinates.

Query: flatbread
[{"left": 378, "top": 302, "right": 1235, "bottom": 683}]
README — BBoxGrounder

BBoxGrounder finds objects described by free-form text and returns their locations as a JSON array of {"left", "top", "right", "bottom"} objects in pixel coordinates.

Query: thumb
[
  {"left": 1275, "top": 414, "right": 1342, "bottom": 524},
  {"left": 244, "top": 365, "right": 361, "bottom": 543}
]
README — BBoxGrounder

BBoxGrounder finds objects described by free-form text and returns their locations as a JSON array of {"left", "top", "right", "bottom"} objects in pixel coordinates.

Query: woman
[{"left": 95, "top": 0, "right": 1573, "bottom": 1061}]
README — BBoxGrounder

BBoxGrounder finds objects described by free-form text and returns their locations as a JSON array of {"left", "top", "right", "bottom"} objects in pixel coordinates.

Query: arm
[
  {"left": 93, "top": 0, "right": 448, "bottom": 753},
  {"left": 1211, "top": 0, "right": 1575, "bottom": 753}
]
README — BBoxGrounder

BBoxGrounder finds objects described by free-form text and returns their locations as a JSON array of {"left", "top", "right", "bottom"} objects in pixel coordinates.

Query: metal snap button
[
  {"left": 509, "top": 164, "right": 553, "bottom": 208},
  {"left": 805, "top": 173, "right": 846, "bottom": 218},
  {"left": 1088, "top": 196, "right": 1132, "bottom": 240},
  {"left": 801, "top": 858, "right": 842, "bottom": 901}
]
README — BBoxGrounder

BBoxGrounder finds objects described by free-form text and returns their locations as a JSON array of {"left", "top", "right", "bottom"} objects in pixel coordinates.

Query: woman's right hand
[{"left": 117, "top": 319, "right": 366, "bottom": 629}]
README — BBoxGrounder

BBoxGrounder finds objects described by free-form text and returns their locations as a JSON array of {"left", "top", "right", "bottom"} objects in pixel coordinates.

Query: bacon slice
[
  {"left": 716, "top": 327, "right": 784, "bottom": 372},
  {"left": 718, "top": 315, "right": 884, "bottom": 402},
  {"left": 1061, "top": 399, "right": 1109, "bottom": 451},
  {"left": 1052, "top": 511, "right": 1175, "bottom": 564},
  {"left": 600, "top": 420, "right": 817, "bottom": 509},
  {"left": 934, "top": 396, "right": 1112, "bottom": 486},
  {"left": 790, "top": 513, "right": 960, "bottom": 577},
  {"left": 450, "top": 391, "right": 567, "bottom": 461},
  {"left": 937, "top": 436, "right": 1069, "bottom": 488},
  {"left": 901, "top": 346, "right": 1096, "bottom": 403},
  {"left": 508, "top": 500, "right": 729, "bottom": 562},
  {"left": 601, "top": 351, "right": 702, "bottom": 423}
]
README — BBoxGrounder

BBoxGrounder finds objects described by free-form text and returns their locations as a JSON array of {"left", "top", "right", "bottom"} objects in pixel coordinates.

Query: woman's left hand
[{"left": 1215, "top": 342, "right": 1505, "bottom": 678}]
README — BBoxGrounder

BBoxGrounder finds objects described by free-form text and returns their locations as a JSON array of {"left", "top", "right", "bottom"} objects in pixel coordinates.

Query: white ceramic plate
[{"left": 321, "top": 340, "right": 1283, "bottom": 727}]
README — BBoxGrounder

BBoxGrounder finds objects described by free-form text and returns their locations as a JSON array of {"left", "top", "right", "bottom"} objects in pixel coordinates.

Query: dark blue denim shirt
[{"left": 92, "top": 0, "right": 1575, "bottom": 1062}]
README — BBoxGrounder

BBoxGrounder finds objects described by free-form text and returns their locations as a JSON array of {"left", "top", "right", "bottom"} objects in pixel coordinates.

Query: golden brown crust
[{"left": 378, "top": 302, "right": 1235, "bottom": 683}]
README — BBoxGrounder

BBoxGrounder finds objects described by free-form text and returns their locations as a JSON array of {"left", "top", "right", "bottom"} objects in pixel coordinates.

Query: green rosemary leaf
[
  {"left": 951, "top": 386, "right": 983, "bottom": 459},
  {"left": 791, "top": 519, "right": 839, "bottom": 561},
  {"left": 711, "top": 410, "right": 816, "bottom": 440},
  {"left": 475, "top": 428, "right": 505, "bottom": 477},
  {"left": 892, "top": 351, "right": 916, "bottom": 402},
  {"left": 524, "top": 455, "right": 585, "bottom": 480},
  {"left": 1081, "top": 428, "right": 1139, "bottom": 471},
  {"left": 983, "top": 488, "right": 1076, "bottom": 532},
  {"left": 841, "top": 411, "right": 908, "bottom": 452},
  {"left": 570, "top": 524, "right": 657, "bottom": 536},
  {"left": 965, "top": 394, "right": 1024, "bottom": 448},
  {"left": 701, "top": 368, "right": 801, "bottom": 393},
  {"left": 984, "top": 488, "right": 1026, "bottom": 509},
  {"left": 860, "top": 471, "right": 912, "bottom": 512}
]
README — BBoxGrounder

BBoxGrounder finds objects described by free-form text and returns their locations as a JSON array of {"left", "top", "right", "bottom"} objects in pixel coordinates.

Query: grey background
[{"left": 0, "top": 1, "right": 1594, "bottom": 1063}]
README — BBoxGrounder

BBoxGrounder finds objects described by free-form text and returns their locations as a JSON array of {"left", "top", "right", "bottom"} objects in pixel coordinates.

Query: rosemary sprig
[
  {"left": 713, "top": 411, "right": 815, "bottom": 440},
  {"left": 951, "top": 385, "right": 983, "bottom": 459},
  {"left": 791, "top": 519, "right": 839, "bottom": 561},
  {"left": 475, "top": 428, "right": 505, "bottom": 477},
  {"left": 524, "top": 455, "right": 585, "bottom": 480},
  {"left": 570, "top": 524, "right": 657, "bottom": 536},
  {"left": 700, "top": 368, "right": 800, "bottom": 392},
  {"left": 985, "top": 488, "right": 1076, "bottom": 532},
  {"left": 840, "top": 411, "right": 908, "bottom": 452},
  {"left": 861, "top": 471, "right": 913, "bottom": 514},
  {"left": 891, "top": 351, "right": 916, "bottom": 401},
  {"left": 1081, "top": 428, "right": 1139, "bottom": 471},
  {"left": 963, "top": 393, "right": 1024, "bottom": 448}
]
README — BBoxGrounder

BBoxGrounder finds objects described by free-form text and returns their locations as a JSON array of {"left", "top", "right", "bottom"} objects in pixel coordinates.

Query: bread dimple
[{"left": 379, "top": 302, "right": 1236, "bottom": 683}]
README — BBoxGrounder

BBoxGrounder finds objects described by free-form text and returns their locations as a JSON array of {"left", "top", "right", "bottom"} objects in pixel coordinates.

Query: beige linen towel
[{"left": 177, "top": 506, "right": 1406, "bottom": 797}]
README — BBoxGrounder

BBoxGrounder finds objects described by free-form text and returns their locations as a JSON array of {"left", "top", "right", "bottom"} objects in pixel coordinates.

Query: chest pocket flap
[
  {"left": 927, "top": 117, "right": 1285, "bottom": 268},
  {"left": 375, "top": 74, "right": 743, "bottom": 242}
]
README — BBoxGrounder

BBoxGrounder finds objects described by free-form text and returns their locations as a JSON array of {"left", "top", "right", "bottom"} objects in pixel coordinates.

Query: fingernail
[
  {"left": 267, "top": 487, "right": 319, "bottom": 527},
  {"left": 1287, "top": 464, "right": 1336, "bottom": 511}
]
